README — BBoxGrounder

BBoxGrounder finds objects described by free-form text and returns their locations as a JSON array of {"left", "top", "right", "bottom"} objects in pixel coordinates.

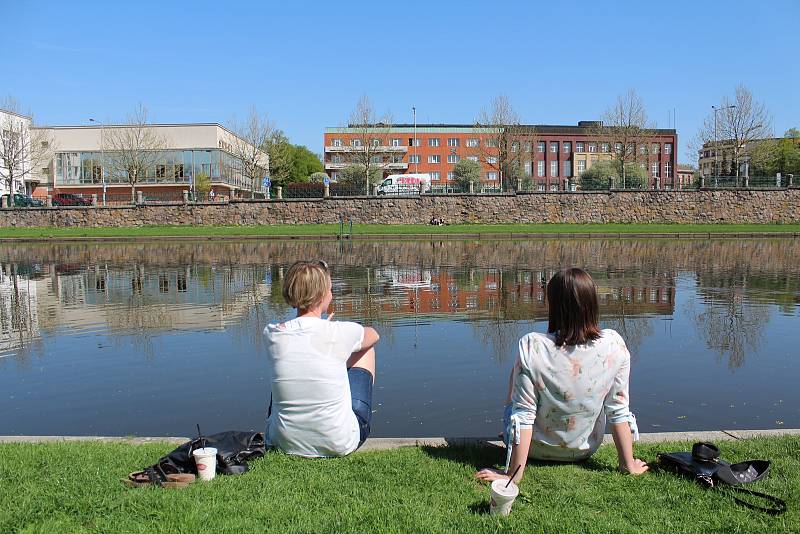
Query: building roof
[
  {"left": 0, "top": 108, "right": 33, "bottom": 120},
  {"left": 326, "top": 122, "right": 677, "bottom": 135}
]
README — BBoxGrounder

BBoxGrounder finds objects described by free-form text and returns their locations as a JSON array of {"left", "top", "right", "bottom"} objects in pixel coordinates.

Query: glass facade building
[{"left": 55, "top": 149, "right": 259, "bottom": 191}]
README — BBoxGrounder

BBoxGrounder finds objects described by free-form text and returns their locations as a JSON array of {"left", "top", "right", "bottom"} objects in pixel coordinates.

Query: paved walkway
[{"left": 1, "top": 428, "right": 798, "bottom": 450}]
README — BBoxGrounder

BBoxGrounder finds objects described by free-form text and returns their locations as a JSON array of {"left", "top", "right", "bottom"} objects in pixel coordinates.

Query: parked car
[
  {"left": 52, "top": 193, "right": 92, "bottom": 206},
  {"left": 1, "top": 193, "right": 45, "bottom": 207}
]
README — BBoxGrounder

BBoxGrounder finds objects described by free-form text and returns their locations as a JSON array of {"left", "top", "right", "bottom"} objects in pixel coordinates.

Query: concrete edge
[{"left": 1, "top": 429, "right": 798, "bottom": 449}]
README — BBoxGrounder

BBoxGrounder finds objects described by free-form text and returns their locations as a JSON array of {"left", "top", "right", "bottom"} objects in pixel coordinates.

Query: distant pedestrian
[{"left": 209, "top": 189, "right": 215, "bottom": 202}]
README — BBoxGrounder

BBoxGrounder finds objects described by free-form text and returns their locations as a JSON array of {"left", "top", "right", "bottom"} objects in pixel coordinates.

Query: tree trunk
[{"left": 130, "top": 183, "right": 136, "bottom": 204}]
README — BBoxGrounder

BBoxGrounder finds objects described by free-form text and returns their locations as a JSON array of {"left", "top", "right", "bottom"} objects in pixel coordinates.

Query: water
[{"left": 1, "top": 239, "right": 798, "bottom": 438}]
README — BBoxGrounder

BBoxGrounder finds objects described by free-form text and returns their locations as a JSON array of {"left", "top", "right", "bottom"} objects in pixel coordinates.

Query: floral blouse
[{"left": 506, "top": 329, "right": 639, "bottom": 464}]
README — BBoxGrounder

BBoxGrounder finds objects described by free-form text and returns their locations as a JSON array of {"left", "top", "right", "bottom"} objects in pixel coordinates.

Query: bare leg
[{"left": 347, "top": 347, "right": 376, "bottom": 384}]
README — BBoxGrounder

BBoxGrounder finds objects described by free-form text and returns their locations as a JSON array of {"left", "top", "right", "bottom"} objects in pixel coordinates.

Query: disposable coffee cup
[
  {"left": 192, "top": 447, "right": 217, "bottom": 481},
  {"left": 489, "top": 479, "right": 519, "bottom": 516}
]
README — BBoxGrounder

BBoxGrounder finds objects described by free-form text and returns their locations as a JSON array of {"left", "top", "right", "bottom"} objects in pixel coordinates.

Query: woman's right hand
[
  {"left": 474, "top": 468, "right": 509, "bottom": 482},
  {"left": 618, "top": 458, "right": 649, "bottom": 475}
]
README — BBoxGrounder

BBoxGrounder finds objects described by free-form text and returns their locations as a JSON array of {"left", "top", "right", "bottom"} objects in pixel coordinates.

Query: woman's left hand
[{"left": 474, "top": 468, "right": 509, "bottom": 482}]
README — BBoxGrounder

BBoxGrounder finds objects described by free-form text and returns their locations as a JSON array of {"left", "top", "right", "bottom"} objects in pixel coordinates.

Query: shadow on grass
[{"left": 420, "top": 439, "right": 618, "bottom": 474}]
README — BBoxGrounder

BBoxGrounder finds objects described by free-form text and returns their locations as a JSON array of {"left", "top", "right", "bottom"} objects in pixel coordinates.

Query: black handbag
[
  {"left": 149, "top": 430, "right": 267, "bottom": 477},
  {"left": 657, "top": 442, "right": 786, "bottom": 515}
]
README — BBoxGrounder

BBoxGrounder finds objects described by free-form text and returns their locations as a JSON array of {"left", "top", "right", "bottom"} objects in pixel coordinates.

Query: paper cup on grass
[
  {"left": 489, "top": 479, "right": 519, "bottom": 516},
  {"left": 192, "top": 447, "right": 217, "bottom": 481}
]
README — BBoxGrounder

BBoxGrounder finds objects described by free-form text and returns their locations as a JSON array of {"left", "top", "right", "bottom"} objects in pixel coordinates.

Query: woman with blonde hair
[
  {"left": 264, "top": 260, "right": 380, "bottom": 457},
  {"left": 476, "top": 267, "right": 648, "bottom": 484}
]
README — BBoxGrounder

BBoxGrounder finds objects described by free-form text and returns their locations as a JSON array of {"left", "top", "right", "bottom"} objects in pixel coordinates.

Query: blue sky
[{"left": 3, "top": 0, "right": 799, "bottom": 163}]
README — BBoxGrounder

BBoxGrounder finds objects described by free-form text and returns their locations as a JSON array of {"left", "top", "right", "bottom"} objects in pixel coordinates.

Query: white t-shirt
[{"left": 263, "top": 316, "right": 365, "bottom": 457}]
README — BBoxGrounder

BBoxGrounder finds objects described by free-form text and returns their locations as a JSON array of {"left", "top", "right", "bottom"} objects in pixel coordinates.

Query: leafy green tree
[
  {"left": 580, "top": 160, "right": 648, "bottom": 190},
  {"left": 289, "top": 145, "right": 323, "bottom": 183},
  {"left": 452, "top": 158, "right": 481, "bottom": 190},
  {"left": 309, "top": 172, "right": 328, "bottom": 183},
  {"left": 749, "top": 131, "right": 800, "bottom": 177},
  {"left": 194, "top": 172, "right": 211, "bottom": 200},
  {"left": 339, "top": 164, "right": 382, "bottom": 186},
  {"left": 785, "top": 128, "right": 800, "bottom": 139}
]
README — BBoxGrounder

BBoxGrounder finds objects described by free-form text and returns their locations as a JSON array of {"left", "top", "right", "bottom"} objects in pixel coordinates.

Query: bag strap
[{"left": 716, "top": 485, "right": 787, "bottom": 516}]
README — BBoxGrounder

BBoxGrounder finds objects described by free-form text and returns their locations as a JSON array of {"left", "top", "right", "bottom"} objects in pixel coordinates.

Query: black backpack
[
  {"left": 150, "top": 430, "right": 267, "bottom": 476},
  {"left": 658, "top": 442, "right": 786, "bottom": 515}
]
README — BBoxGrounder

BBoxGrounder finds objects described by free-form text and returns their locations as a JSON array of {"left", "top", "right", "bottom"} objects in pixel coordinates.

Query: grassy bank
[
  {"left": 0, "top": 437, "right": 796, "bottom": 532},
  {"left": 1, "top": 223, "right": 800, "bottom": 239}
]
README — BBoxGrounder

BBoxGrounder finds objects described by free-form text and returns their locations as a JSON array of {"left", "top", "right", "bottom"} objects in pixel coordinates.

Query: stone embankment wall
[{"left": 1, "top": 190, "right": 798, "bottom": 227}]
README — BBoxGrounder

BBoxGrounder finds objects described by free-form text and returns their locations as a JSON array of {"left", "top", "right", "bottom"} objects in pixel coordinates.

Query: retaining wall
[{"left": 1, "top": 189, "right": 799, "bottom": 227}]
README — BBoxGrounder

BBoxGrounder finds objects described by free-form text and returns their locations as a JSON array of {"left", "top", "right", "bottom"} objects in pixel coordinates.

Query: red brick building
[{"left": 324, "top": 122, "right": 678, "bottom": 191}]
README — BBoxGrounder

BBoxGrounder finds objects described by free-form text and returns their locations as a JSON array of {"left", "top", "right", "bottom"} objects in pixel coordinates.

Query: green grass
[
  {"left": 0, "top": 437, "right": 797, "bottom": 533},
  {"left": 1, "top": 223, "right": 800, "bottom": 239}
]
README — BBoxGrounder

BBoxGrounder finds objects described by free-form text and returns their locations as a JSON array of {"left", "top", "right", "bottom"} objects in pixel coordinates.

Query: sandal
[{"left": 123, "top": 467, "right": 196, "bottom": 489}]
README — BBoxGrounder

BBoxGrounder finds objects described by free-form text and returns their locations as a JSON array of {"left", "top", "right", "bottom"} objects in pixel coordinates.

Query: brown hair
[
  {"left": 547, "top": 267, "right": 601, "bottom": 347},
  {"left": 282, "top": 260, "right": 329, "bottom": 310}
]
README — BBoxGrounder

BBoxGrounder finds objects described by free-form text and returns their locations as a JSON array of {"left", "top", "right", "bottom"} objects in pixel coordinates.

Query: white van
[{"left": 377, "top": 173, "right": 432, "bottom": 195}]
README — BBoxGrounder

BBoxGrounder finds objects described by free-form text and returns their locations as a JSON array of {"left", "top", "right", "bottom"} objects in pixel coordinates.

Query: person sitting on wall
[
  {"left": 263, "top": 260, "right": 380, "bottom": 457},
  {"left": 475, "top": 267, "right": 648, "bottom": 486},
  {"left": 429, "top": 216, "right": 440, "bottom": 226}
]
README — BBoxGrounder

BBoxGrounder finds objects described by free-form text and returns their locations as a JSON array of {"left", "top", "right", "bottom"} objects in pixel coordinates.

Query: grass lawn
[
  {"left": 0, "top": 436, "right": 796, "bottom": 533},
  {"left": 1, "top": 223, "right": 800, "bottom": 239}
]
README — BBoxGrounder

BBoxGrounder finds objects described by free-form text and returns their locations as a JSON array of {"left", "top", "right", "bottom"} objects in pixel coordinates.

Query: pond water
[{"left": 1, "top": 238, "right": 798, "bottom": 438}]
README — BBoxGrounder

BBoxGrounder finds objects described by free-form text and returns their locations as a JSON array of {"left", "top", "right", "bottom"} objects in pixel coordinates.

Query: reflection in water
[{"left": 1, "top": 239, "right": 799, "bottom": 436}]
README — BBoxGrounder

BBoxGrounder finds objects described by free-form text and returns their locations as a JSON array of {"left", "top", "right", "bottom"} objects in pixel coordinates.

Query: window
[
  {"left": 409, "top": 155, "right": 421, "bottom": 164},
  {"left": 550, "top": 142, "right": 558, "bottom": 153},
  {"left": 486, "top": 156, "right": 498, "bottom": 164},
  {"left": 537, "top": 161, "right": 545, "bottom": 177},
  {"left": 550, "top": 184, "right": 558, "bottom": 192},
  {"left": 601, "top": 143, "right": 610, "bottom": 153},
  {"left": 511, "top": 141, "right": 519, "bottom": 152},
  {"left": 156, "top": 165, "right": 167, "bottom": 178},
  {"left": 428, "top": 155, "right": 440, "bottom": 164},
  {"left": 331, "top": 155, "right": 343, "bottom": 163},
  {"left": 588, "top": 143, "right": 597, "bottom": 153},
  {"left": 550, "top": 161, "right": 558, "bottom": 177},
  {"left": 467, "top": 155, "right": 479, "bottom": 162},
  {"left": 665, "top": 161, "right": 672, "bottom": 177},
  {"left": 537, "top": 141, "right": 545, "bottom": 153},
  {"left": 447, "top": 138, "right": 459, "bottom": 147},
  {"left": 652, "top": 143, "right": 660, "bottom": 154},
  {"left": 408, "top": 138, "right": 421, "bottom": 147},
  {"left": 485, "top": 138, "right": 498, "bottom": 148},
  {"left": 371, "top": 155, "right": 383, "bottom": 163},
  {"left": 487, "top": 172, "right": 498, "bottom": 180},
  {"left": 665, "top": 143, "right": 673, "bottom": 155},
  {"left": 391, "top": 138, "right": 401, "bottom": 146},
  {"left": 332, "top": 138, "right": 342, "bottom": 147},
  {"left": 351, "top": 139, "right": 362, "bottom": 147},
  {"left": 577, "top": 159, "right": 586, "bottom": 173},
  {"left": 524, "top": 161, "right": 532, "bottom": 176},
  {"left": 639, "top": 144, "right": 647, "bottom": 155},
  {"left": 563, "top": 142, "right": 572, "bottom": 153},
  {"left": 447, "top": 171, "right": 455, "bottom": 180},
  {"left": 652, "top": 162, "right": 659, "bottom": 177},
  {"left": 331, "top": 172, "right": 339, "bottom": 181},
  {"left": 525, "top": 141, "right": 532, "bottom": 152},
  {"left": 431, "top": 171, "right": 441, "bottom": 180},
  {"left": 615, "top": 142, "right": 623, "bottom": 154},
  {"left": 429, "top": 138, "right": 440, "bottom": 147},
  {"left": 371, "top": 138, "right": 380, "bottom": 147},
  {"left": 563, "top": 161, "right": 572, "bottom": 177},
  {"left": 576, "top": 142, "right": 585, "bottom": 152},
  {"left": 447, "top": 154, "right": 460, "bottom": 163},
  {"left": 538, "top": 183, "right": 545, "bottom": 192},
  {"left": 467, "top": 138, "right": 479, "bottom": 148}
]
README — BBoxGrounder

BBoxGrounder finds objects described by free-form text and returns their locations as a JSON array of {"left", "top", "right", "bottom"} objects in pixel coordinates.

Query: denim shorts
[{"left": 348, "top": 367, "right": 373, "bottom": 447}]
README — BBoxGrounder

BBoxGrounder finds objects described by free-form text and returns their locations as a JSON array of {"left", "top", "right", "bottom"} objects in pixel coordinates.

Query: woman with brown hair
[{"left": 476, "top": 267, "right": 648, "bottom": 484}]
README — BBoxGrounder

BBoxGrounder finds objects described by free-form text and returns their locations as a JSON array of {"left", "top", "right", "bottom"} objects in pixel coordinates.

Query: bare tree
[
  {"left": 347, "top": 95, "right": 394, "bottom": 195},
  {"left": 692, "top": 85, "right": 772, "bottom": 182},
  {"left": 228, "top": 107, "right": 272, "bottom": 198},
  {"left": 103, "top": 105, "right": 170, "bottom": 203},
  {"left": 598, "top": 90, "right": 653, "bottom": 189},
  {"left": 474, "top": 95, "right": 530, "bottom": 191},
  {"left": 0, "top": 97, "right": 55, "bottom": 204}
]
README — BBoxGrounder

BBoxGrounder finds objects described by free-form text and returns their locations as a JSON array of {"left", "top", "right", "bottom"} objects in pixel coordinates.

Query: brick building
[{"left": 324, "top": 122, "right": 678, "bottom": 191}]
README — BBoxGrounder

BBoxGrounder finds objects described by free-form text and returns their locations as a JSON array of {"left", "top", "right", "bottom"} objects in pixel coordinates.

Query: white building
[
  {"left": 33, "top": 123, "right": 268, "bottom": 201},
  {"left": 0, "top": 108, "right": 34, "bottom": 196}
]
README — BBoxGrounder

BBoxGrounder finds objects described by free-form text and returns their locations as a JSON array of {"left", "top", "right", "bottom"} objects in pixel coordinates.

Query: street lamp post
[
  {"left": 89, "top": 118, "right": 106, "bottom": 205},
  {"left": 711, "top": 104, "right": 735, "bottom": 187},
  {"left": 412, "top": 106, "right": 418, "bottom": 174}
]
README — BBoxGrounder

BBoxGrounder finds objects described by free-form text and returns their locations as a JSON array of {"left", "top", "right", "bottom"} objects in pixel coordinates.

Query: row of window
[{"left": 330, "top": 137, "right": 674, "bottom": 155}]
